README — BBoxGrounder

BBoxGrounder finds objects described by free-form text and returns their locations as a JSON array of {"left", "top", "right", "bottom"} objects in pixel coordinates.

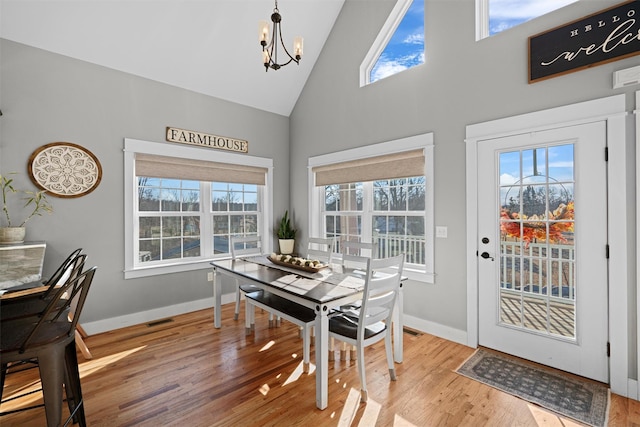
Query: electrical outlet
[
  {"left": 207, "top": 272, "right": 214, "bottom": 281},
  {"left": 436, "top": 226, "right": 448, "bottom": 238}
]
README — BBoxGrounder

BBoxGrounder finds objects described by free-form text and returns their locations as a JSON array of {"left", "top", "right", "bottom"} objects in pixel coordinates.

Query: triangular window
[{"left": 361, "top": 0, "right": 424, "bottom": 86}]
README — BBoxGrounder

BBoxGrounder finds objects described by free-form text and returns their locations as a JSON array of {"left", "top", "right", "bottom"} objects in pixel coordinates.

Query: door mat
[{"left": 456, "top": 348, "right": 610, "bottom": 427}]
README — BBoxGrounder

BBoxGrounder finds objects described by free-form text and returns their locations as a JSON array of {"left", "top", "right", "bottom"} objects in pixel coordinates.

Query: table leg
[
  {"left": 315, "top": 306, "right": 329, "bottom": 410},
  {"left": 393, "top": 283, "right": 404, "bottom": 363},
  {"left": 213, "top": 268, "right": 221, "bottom": 328}
]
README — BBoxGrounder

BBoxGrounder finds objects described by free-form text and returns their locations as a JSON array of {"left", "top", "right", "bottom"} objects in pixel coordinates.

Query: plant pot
[
  {"left": 0, "top": 227, "right": 26, "bottom": 244},
  {"left": 279, "top": 239, "right": 295, "bottom": 255}
]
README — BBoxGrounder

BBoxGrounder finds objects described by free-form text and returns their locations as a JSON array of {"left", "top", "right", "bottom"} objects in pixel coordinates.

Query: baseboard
[
  {"left": 81, "top": 294, "right": 468, "bottom": 346},
  {"left": 404, "top": 313, "right": 468, "bottom": 346},
  {"left": 627, "top": 378, "right": 639, "bottom": 400},
  {"left": 81, "top": 293, "right": 235, "bottom": 335}
]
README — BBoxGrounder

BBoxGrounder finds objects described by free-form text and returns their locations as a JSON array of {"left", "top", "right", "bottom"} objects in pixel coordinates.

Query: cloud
[
  {"left": 548, "top": 161, "right": 573, "bottom": 168},
  {"left": 403, "top": 32, "right": 424, "bottom": 45},
  {"left": 371, "top": 60, "right": 409, "bottom": 81},
  {"left": 371, "top": 52, "right": 424, "bottom": 81},
  {"left": 500, "top": 173, "right": 518, "bottom": 185}
]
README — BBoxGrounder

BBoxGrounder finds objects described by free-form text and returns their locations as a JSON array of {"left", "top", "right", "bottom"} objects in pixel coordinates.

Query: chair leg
[
  {"left": 234, "top": 285, "right": 241, "bottom": 321},
  {"left": 64, "top": 340, "right": 86, "bottom": 427},
  {"left": 385, "top": 328, "right": 397, "bottom": 381},
  {"left": 37, "top": 346, "right": 66, "bottom": 427},
  {"left": 328, "top": 337, "right": 335, "bottom": 361},
  {"left": 355, "top": 343, "right": 368, "bottom": 402},
  {"left": 245, "top": 299, "right": 254, "bottom": 335},
  {"left": 340, "top": 341, "right": 347, "bottom": 361}
]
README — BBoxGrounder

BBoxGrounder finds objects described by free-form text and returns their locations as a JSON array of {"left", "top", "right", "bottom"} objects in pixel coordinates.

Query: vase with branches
[{"left": 0, "top": 173, "right": 53, "bottom": 243}]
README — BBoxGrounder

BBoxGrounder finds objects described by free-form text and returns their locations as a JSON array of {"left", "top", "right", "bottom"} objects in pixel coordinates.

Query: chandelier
[{"left": 259, "top": 0, "right": 303, "bottom": 71}]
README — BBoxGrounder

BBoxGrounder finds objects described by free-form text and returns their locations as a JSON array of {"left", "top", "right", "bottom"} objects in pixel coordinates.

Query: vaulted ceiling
[{"left": 0, "top": 0, "right": 346, "bottom": 116}]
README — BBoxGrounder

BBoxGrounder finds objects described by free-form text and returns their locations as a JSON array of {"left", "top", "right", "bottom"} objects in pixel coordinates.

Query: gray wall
[
  {"left": 0, "top": 39, "right": 290, "bottom": 325},
  {"left": 0, "top": 0, "right": 637, "bottom": 364},
  {"left": 289, "top": 0, "right": 638, "bottom": 334}
]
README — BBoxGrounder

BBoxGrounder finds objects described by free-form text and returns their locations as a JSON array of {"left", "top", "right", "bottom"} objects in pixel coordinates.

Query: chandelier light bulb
[
  {"left": 259, "top": 20, "right": 269, "bottom": 44},
  {"left": 293, "top": 36, "right": 303, "bottom": 59}
]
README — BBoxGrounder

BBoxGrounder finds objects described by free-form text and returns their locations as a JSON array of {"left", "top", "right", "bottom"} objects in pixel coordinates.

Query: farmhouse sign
[
  {"left": 529, "top": 0, "right": 640, "bottom": 83},
  {"left": 166, "top": 127, "right": 248, "bottom": 153}
]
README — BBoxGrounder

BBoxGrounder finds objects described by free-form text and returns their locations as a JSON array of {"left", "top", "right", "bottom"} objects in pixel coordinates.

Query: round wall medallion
[{"left": 28, "top": 142, "right": 102, "bottom": 198}]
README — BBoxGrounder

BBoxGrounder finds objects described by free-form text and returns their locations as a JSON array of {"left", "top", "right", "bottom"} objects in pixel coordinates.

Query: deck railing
[
  {"left": 499, "top": 241, "right": 575, "bottom": 301},
  {"left": 372, "top": 233, "right": 426, "bottom": 265}
]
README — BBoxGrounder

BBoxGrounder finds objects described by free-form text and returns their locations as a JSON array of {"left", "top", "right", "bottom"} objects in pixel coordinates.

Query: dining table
[{"left": 210, "top": 254, "right": 404, "bottom": 410}]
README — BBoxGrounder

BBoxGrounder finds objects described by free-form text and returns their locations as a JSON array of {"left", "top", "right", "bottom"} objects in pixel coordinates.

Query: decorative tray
[{"left": 267, "top": 255, "right": 329, "bottom": 273}]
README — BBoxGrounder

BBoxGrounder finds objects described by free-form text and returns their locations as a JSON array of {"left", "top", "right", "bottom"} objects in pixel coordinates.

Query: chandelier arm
[{"left": 276, "top": 21, "right": 299, "bottom": 64}]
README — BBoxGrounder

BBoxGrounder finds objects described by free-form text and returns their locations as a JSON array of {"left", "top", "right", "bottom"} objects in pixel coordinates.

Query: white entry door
[{"left": 477, "top": 121, "right": 609, "bottom": 383}]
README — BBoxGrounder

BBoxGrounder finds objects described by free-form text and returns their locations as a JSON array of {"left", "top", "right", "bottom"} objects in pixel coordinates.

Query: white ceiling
[{"left": 0, "top": 0, "right": 345, "bottom": 117}]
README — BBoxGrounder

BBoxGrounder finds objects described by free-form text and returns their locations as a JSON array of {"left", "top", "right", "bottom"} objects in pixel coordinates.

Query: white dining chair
[
  {"left": 230, "top": 235, "right": 280, "bottom": 327},
  {"left": 328, "top": 254, "right": 405, "bottom": 402},
  {"left": 230, "top": 235, "right": 262, "bottom": 321},
  {"left": 307, "top": 237, "right": 334, "bottom": 264},
  {"left": 340, "top": 240, "right": 377, "bottom": 270},
  {"left": 302, "top": 237, "right": 334, "bottom": 342},
  {"left": 331, "top": 240, "right": 378, "bottom": 361}
]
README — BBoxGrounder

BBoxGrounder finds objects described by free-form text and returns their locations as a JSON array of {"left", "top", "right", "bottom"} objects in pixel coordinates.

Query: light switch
[{"left": 436, "top": 226, "right": 448, "bottom": 238}]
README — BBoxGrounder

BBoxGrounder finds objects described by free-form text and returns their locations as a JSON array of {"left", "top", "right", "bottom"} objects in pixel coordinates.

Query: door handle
[{"left": 480, "top": 252, "right": 494, "bottom": 261}]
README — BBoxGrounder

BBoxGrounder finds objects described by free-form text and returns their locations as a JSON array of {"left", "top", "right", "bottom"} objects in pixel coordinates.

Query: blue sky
[
  {"left": 489, "top": 0, "right": 577, "bottom": 35},
  {"left": 371, "top": 0, "right": 577, "bottom": 82},
  {"left": 370, "top": 0, "right": 424, "bottom": 83}
]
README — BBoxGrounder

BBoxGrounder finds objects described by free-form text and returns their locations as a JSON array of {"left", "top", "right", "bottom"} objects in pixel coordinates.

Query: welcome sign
[{"left": 529, "top": 0, "right": 640, "bottom": 83}]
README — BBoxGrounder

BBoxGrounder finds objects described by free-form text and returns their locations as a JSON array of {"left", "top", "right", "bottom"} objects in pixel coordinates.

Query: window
[
  {"left": 477, "top": 0, "right": 578, "bottom": 39},
  {"left": 137, "top": 177, "right": 202, "bottom": 262},
  {"left": 309, "top": 133, "right": 434, "bottom": 282},
  {"left": 211, "top": 182, "right": 259, "bottom": 254},
  {"left": 325, "top": 177, "right": 426, "bottom": 264},
  {"left": 361, "top": 0, "right": 425, "bottom": 86},
  {"left": 124, "top": 138, "right": 273, "bottom": 279}
]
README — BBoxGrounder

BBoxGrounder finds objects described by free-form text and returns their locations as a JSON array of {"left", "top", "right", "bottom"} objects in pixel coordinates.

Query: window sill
[
  {"left": 124, "top": 258, "right": 225, "bottom": 279},
  {"left": 402, "top": 266, "right": 434, "bottom": 284}
]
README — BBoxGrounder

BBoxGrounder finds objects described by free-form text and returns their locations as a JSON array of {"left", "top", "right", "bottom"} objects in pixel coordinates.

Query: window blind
[
  {"left": 135, "top": 153, "right": 267, "bottom": 185},
  {"left": 312, "top": 149, "right": 424, "bottom": 186}
]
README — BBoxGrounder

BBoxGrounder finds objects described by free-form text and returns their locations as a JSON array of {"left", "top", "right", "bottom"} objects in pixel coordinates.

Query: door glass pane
[{"left": 498, "top": 144, "right": 576, "bottom": 339}]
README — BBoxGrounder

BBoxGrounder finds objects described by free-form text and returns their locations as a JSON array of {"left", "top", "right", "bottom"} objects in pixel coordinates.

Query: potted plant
[
  {"left": 0, "top": 173, "right": 53, "bottom": 244},
  {"left": 277, "top": 210, "right": 296, "bottom": 254}
]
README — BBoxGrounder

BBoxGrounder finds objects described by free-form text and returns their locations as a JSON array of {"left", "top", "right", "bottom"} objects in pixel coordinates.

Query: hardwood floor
[{"left": 2, "top": 303, "right": 640, "bottom": 426}]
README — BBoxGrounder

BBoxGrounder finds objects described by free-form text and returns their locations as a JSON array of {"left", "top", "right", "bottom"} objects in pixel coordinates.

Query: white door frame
[
  {"left": 465, "top": 95, "right": 629, "bottom": 397},
  {"left": 635, "top": 90, "right": 640, "bottom": 401}
]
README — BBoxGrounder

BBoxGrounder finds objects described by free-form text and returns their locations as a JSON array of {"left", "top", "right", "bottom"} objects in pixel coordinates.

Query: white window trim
[
  {"left": 360, "top": 0, "right": 414, "bottom": 87},
  {"left": 123, "top": 138, "right": 273, "bottom": 279},
  {"left": 308, "top": 133, "right": 434, "bottom": 283},
  {"left": 475, "top": 0, "right": 489, "bottom": 41}
]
